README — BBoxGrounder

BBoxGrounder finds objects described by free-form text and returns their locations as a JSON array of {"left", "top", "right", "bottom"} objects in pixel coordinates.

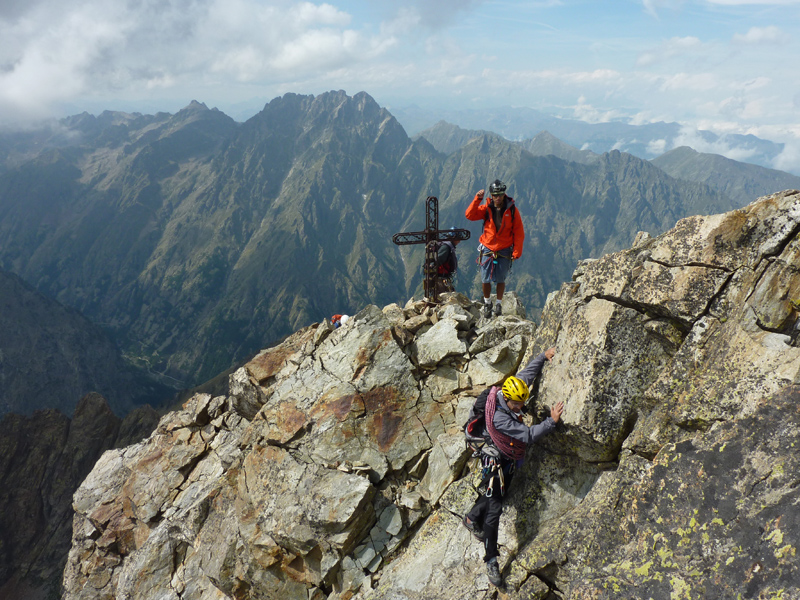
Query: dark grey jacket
[{"left": 468, "top": 351, "right": 556, "bottom": 449}]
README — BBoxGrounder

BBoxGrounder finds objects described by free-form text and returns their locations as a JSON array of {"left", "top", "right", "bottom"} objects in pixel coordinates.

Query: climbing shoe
[
  {"left": 486, "top": 558, "right": 503, "bottom": 587},
  {"left": 494, "top": 302, "right": 502, "bottom": 317},
  {"left": 483, "top": 302, "right": 493, "bottom": 319},
  {"left": 462, "top": 516, "right": 484, "bottom": 541}
]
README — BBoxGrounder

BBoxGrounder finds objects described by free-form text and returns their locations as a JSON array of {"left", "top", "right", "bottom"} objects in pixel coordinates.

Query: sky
[{"left": 2, "top": 0, "right": 800, "bottom": 169}]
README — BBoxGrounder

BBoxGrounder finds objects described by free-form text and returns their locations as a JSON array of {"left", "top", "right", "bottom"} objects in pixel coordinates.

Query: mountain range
[
  {"left": 652, "top": 146, "right": 800, "bottom": 207},
  {"left": 0, "top": 90, "right": 795, "bottom": 392},
  {"left": 0, "top": 268, "right": 170, "bottom": 416},
  {"left": 390, "top": 103, "right": 793, "bottom": 174},
  {"left": 416, "top": 121, "right": 800, "bottom": 209}
]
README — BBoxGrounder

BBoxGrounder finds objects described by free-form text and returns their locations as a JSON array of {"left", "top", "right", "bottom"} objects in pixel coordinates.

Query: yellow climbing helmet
[{"left": 501, "top": 376, "right": 529, "bottom": 403}]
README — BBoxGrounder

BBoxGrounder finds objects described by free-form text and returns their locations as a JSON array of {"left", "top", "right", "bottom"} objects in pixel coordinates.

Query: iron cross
[{"left": 392, "top": 196, "right": 471, "bottom": 303}]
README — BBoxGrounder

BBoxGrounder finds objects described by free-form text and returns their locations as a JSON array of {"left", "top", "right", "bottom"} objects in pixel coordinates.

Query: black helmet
[{"left": 489, "top": 179, "right": 507, "bottom": 196}]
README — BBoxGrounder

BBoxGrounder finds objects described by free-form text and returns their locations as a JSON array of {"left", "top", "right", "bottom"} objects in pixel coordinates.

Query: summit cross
[{"left": 392, "top": 196, "right": 470, "bottom": 303}]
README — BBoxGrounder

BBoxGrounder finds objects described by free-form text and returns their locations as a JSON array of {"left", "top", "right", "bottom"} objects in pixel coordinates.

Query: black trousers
[{"left": 466, "top": 470, "right": 514, "bottom": 562}]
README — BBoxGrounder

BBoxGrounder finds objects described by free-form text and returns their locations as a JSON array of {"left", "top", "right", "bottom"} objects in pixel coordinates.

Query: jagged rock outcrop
[
  {"left": 62, "top": 192, "right": 800, "bottom": 600},
  {"left": 0, "top": 394, "right": 159, "bottom": 600}
]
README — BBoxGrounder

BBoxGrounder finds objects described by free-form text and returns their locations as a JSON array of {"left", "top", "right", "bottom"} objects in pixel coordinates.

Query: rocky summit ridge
[{"left": 63, "top": 190, "right": 800, "bottom": 599}]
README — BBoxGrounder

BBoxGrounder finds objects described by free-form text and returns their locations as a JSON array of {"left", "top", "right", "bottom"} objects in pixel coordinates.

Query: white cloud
[
  {"left": 572, "top": 96, "right": 627, "bottom": 123},
  {"left": 742, "top": 76, "right": 772, "bottom": 90},
  {"left": 641, "top": 0, "right": 685, "bottom": 18},
  {"left": 732, "top": 25, "right": 784, "bottom": 44},
  {"left": 377, "top": 0, "right": 486, "bottom": 29},
  {"left": 636, "top": 36, "right": 704, "bottom": 67},
  {"left": 647, "top": 138, "right": 668, "bottom": 154},
  {"left": 629, "top": 110, "right": 675, "bottom": 126},
  {"left": 503, "top": 68, "right": 623, "bottom": 88},
  {"left": 565, "top": 69, "right": 623, "bottom": 84},
  {"left": 773, "top": 140, "right": 800, "bottom": 173},
  {"left": 0, "top": 0, "right": 394, "bottom": 120},
  {"left": 672, "top": 124, "right": 759, "bottom": 161},
  {"left": 270, "top": 29, "right": 386, "bottom": 71},
  {"left": 381, "top": 6, "right": 421, "bottom": 37},
  {"left": 656, "top": 72, "right": 718, "bottom": 92},
  {"left": 294, "top": 2, "right": 352, "bottom": 27},
  {"left": 642, "top": 0, "right": 659, "bottom": 17},
  {"left": 707, "top": 0, "right": 800, "bottom": 5}
]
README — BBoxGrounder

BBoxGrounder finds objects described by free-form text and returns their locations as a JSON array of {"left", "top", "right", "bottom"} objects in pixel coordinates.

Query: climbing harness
[
  {"left": 477, "top": 246, "right": 513, "bottom": 279},
  {"left": 477, "top": 445, "right": 516, "bottom": 497},
  {"left": 480, "top": 446, "right": 504, "bottom": 497}
]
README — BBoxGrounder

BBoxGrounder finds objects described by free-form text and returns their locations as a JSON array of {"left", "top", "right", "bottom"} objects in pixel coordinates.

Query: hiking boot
[
  {"left": 462, "top": 516, "right": 484, "bottom": 541},
  {"left": 494, "top": 302, "right": 502, "bottom": 317},
  {"left": 486, "top": 558, "right": 503, "bottom": 587},
  {"left": 483, "top": 302, "right": 493, "bottom": 319}
]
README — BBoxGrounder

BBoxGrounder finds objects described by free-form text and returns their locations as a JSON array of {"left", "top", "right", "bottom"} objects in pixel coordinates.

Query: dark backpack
[
  {"left": 464, "top": 386, "right": 495, "bottom": 452},
  {"left": 433, "top": 241, "right": 457, "bottom": 276}
]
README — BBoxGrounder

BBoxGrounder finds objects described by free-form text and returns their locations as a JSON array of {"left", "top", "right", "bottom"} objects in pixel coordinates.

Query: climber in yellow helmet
[{"left": 462, "top": 346, "right": 563, "bottom": 587}]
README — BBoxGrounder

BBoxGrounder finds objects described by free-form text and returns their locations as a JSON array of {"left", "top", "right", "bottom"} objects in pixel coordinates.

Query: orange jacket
[{"left": 465, "top": 193, "right": 524, "bottom": 259}]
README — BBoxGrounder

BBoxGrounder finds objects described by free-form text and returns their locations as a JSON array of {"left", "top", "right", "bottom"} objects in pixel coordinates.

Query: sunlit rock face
[{"left": 63, "top": 191, "right": 800, "bottom": 600}]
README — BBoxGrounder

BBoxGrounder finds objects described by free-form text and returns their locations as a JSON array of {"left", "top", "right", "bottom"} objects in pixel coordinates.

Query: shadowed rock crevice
[
  {"left": 591, "top": 292, "right": 695, "bottom": 335},
  {"left": 645, "top": 256, "right": 734, "bottom": 272}
]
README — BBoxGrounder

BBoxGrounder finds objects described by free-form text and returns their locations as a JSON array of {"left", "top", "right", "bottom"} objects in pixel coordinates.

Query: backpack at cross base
[{"left": 433, "top": 240, "right": 457, "bottom": 277}]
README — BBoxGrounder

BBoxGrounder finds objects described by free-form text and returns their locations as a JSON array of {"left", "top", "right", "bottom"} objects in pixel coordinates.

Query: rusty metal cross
[{"left": 392, "top": 196, "right": 470, "bottom": 303}]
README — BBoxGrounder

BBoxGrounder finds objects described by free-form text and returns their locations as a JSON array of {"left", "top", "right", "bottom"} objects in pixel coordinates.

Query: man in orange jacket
[{"left": 465, "top": 179, "right": 524, "bottom": 318}]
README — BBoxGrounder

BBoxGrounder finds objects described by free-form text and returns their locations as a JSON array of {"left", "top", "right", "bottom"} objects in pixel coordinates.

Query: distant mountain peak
[
  {"left": 182, "top": 100, "right": 209, "bottom": 112},
  {"left": 652, "top": 145, "right": 800, "bottom": 206}
]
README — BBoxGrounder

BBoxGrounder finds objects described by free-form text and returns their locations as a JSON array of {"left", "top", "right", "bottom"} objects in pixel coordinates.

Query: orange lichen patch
[
  {"left": 311, "top": 394, "right": 358, "bottom": 422},
  {"left": 136, "top": 445, "right": 166, "bottom": 469},
  {"left": 89, "top": 500, "right": 124, "bottom": 527},
  {"left": 360, "top": 387, "right": 404, "bottom": 451},
  {"left": 251, "top": 537, "right": 283, "bottom": 569},
  {"left": 354, "top": 329, "right": 395, "bottom": 376},
  {"left": 254, "top": 444, "right": 286, "bottom": 463},
  {"left": 355, "top": 345, "right": 372, "bottom": 368},
  {"left": 282, "top": 546, "right": 323, "bottom": 585},
  {"left": 246, "top": 326, "right": 316, "bottom": 383},
  {"left": 709, "top": 209, "right": 751, "bottom": 255},
  {"left": 246, "top": 346, "right": 294, "bottom": 383},
  {"left": 308, "top": 393, "right": 368, "bottom": 438},
  {"left": 261, "top": 403, "right": 308, "bottom": 444},
  {"left": 361, "top": 386, "right": 401, "bottom": 413},
  {"left": 330, "top": 395, "right": 357, "bottom": 420},
  {"left": 371, "top": 411, "right": 404, "bottom": 452},
  {"left": 120, "top": 492, "right": 138, "bottom": 520},
  {"left": 92, "top": 504, "right": 141, "bottom": 555}
]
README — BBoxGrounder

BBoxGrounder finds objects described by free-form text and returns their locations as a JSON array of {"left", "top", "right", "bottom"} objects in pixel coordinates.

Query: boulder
[
  {"left": 413, "top": 318, "right": 468, "bottom": 368},
  {"left": 466, "top": 334, "right": 526, "bottom": 387}
]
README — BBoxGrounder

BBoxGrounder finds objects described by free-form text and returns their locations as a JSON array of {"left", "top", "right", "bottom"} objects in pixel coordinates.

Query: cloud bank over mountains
[{"left": 1, "top": 0, "right": 799, "bottom": 172}]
